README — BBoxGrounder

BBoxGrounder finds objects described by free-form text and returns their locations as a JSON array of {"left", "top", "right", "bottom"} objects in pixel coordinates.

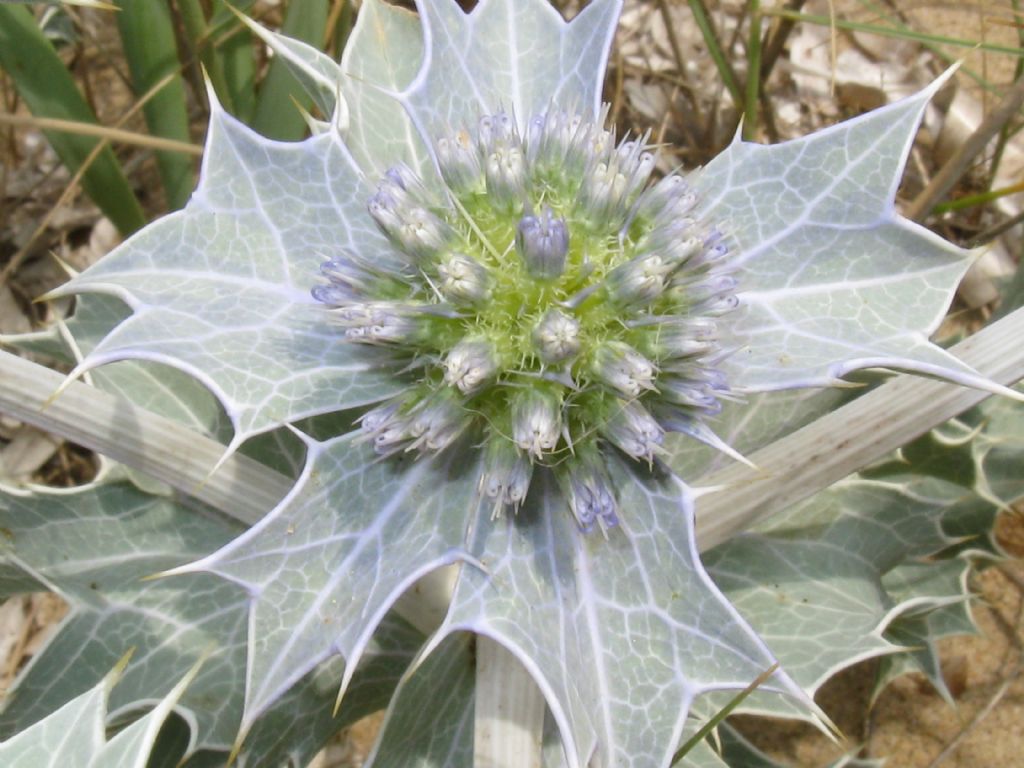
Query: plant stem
[
  {"left": 0, "top": 351, "right": 283, "bottom": 524},
  {"left": 696, "top": 313, "right": 1024, "bottom": 549},
  {"left": 474, "top": 639, "right": 545, "bottom": 768},
  {"left": 969, "top": 208, "right": 1024, "bottom": 249}
]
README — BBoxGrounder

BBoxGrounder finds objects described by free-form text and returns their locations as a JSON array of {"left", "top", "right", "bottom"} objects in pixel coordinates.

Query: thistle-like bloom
[{"left": 314, "top": 108, "right": 738, "bottom": 530}]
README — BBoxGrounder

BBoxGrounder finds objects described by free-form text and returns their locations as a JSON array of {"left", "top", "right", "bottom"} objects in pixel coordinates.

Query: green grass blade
[
  {"left": 326, "top": 0, "right": 354, "bottom": 59},
  {"left": 0, "top": 4, "right": 145, "bottom": 234},
  {"left": 175, "top": 0, "right": 235, "bottom": 114},
  {"left": 219, "top": 30, "right": 256, "bottom": 123},
  {"left": 115, "top": 0, "right": 195, "bottom": 210},
  {"left": 766, "top": 8, "right": 1024, "bottom": 58},
  {"left": 853, "top": 0, "right": 1005, "bottom": 94},
  {"left": 933, "top": 179, "right": 1024, "bottom": 214},
  {"left": 687, "top": 0, "right": 744, "bottom": 111},
  {"left": 990, "top": 0, "right": 1024, "bottom": 181},
  {"left": 743, "top": 0, "right": 762, "bottom": 140},
  {"left": 210, "top": 0, "right": 257, "bottom": 123},
  {"left": 197, "top": 0, "right": 258, "bottom": 122},
  {"left": 251, "top": 0, "right": 329, "bottom": 141}
]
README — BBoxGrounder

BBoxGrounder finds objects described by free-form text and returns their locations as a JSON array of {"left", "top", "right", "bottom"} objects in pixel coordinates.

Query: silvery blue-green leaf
[
  {"left": 0, "top": 482, "right": 248, "bottom": 751},
  {"left": 0, "top": 653, "right": 196, "bottom": 768},
  {"left": 170, "top": 617, "right": 420, "bottom": 768},
  {"left": 0, "top": 480, "right": 419, "bottom": 760},
  {"left": 390, "top": 534, "right": 752, "bottom": 768},
  {"left": 171, "top": 433, "right": 482, "bottom": 736},
  {"left": 229, "top": 615, "right": 423, "bottom": 767},
  {"left": 431, "top": 466, "right": 804, "bottom": 768},
  {"left": 0, "top": 565, "right": 37, "bottom": 597},
  {"left": 882, "top": 560, "right": 974, "bottom": 619},
  {"left": 876, "top": 605, "right": 964, "bottom": 705},
  {"left": 50, "top": 103, "right": 408, "bottom": 451},
  {"left": 699, "top": 393, "right": 1019, "bottom": 725},
  {"left": 367, "top": 633, "right": 475, "bottom": 767},
  {"left": 706, "top": 470, "right": 998, "bottom": 720},
  {"left": 87, "top": 658, "right": 201, "bottom": 768},
  {"left": 695, "top": 76, "right": 1001, "bottom": 397},
  {"left": 958, "top": 385, "right": 1024, "bottom": 505},
  {"left": 401, "top": 0, "right": 621, "bottom": 132},
  {"left": 0, "top": 293, "right": 131, "bottom": 362},
  {"left": 340, "top": 0, "right": 429, "bottom": 175},
  {"left": 706, "top": 531, "right": 896, "bottom": 709},
  {"left": 704, "top": 393, "right": 1015, "bottom": 724},
  {"left": 855, "top": 388, "right": 1024, "bottom": 704},
  {"left": 755, "top": 473, "right": 994, "bottom": 569},
  {"left": 0, "top": 661, "right": 110, "bottom": 767},
  {"left": 874, "top": 559, "right": 976, "bottom": 707}
]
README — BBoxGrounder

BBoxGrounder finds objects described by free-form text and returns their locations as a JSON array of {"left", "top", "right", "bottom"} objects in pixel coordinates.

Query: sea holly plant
[{"left": 2, "top": 0, "right": 1024, "bottom": 767}]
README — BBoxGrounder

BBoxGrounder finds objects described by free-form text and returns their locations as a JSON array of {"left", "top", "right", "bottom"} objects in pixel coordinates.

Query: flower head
[{"left": 314, "top": 107, "right": 738, "bottom": 529}]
